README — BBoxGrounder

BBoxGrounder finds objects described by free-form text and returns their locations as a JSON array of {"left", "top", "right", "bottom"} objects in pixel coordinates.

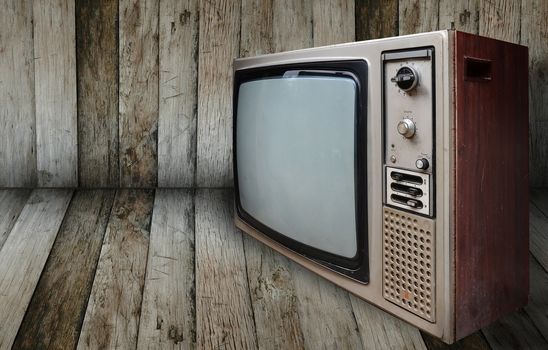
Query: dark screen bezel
[{"left": 233, "top": 60, "right": 369, "bottom": 283}]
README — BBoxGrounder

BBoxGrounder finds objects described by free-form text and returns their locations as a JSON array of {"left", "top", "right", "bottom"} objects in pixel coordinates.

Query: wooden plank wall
[{"left": 0, "top": 0, "right": 546, "bottom": 188}]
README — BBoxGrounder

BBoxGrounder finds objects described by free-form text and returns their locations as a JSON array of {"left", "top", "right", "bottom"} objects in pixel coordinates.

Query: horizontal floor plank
[
  {"left": 530, "top": 189, "right": 548, "bottom": 270},
  {"left": 137, "top": 189, "right": 195, "bottom": 349},
  {"left": 524, "top": 256, "right": 548, "bottom": 342},
  {"left": 482, "top": 309, "right": 547, "bottom": 349},
  {"left": 77, "top": 190, "right": 154, "bottom": 350},
  {"left": 0, "top": 189, "right": 72, "bottom": 349},
  {"left": 195, "top": 189, "right": 257, "bottom": 350},
  {"left": 13, "top": 190, "right": 115, "bottom": 350},
  {"left": 0, "top": 189, "right": 31, "bottom": 250}
]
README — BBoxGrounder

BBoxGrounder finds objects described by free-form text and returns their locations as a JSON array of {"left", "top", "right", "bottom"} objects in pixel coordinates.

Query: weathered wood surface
[
  {"left": 351, "top": 296, "right": 427, "bottom": 350},
  {"left": 482, "top": 309, "right": 548, "bottom": 349},
  {"left": 439, "top": 0, "right": 479, "bottom": 32},
  {"left": 479, "top": 0, "right": 520, "bottom": 43},
  {"left": 422, "top": 331, "right": 490, "bottom": 350},
  {"left": 272, "top": 0, "right": 313, "bottom": 52},
  {"left": 77, "top": 190, "right": 154, "bottom": 349},
  {"left": 196, "top": 0, "right": 240, "bottom": 187},
  {"left": 291, "top": 264, "right": 363, "bottom": 349},
  {"left": 158, "top": 0, "right": 198, "bottom": 188},
  {"left": 399, "top": 0, "right": 440, "bottom": 35},
  {"left": 524, "top": 257, "right": 548, "bottom": 343},
  {"left": 0, "top": 0, "right": 36, "bottom": 187},
  {"left": 0, "top": 190, "right": 31, "bottom": 250},
  {"left": 355, "top": 0, "right": 398, "bottom": 40},
  {"left": 243, "top": 236, "right": 306, "bottom": 349},
  {"left": 0, "top": 189, "right": 72, "bottom": 349},
  {"left": 312, "top": 0, "right": 355, "bottom": 46},
  {"left": 195, "top": 189, "right": 257, "bottom": 349},
  {"left": 522, "top": 0, "right": 548, "bottom": 187},
  {"left": 33, "top": 0, "right": 78, "bottom": 187},
  {"left": 240, "top": 0, "right": 274, "bottom": 57},
  {"left": 77, "top": 0, "right": 119, "bottom": 187},
  {"left": 137, "top": 189, "right": 195, "bottom": 349},
  {"left": 13, "top": 190, "right": 115, "bottom": 350},
  {"left": 529, "top": 200, "right": 548, "bottom": 271},
  {"left": 119, "top": 0, "right": 159, "bottom": 188}
]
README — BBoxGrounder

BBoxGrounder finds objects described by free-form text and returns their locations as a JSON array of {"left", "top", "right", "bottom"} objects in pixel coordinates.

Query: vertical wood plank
[
  {"left": 355, "top": 0, "right": 398, "bottom": 40},
  {"left": 119, "top": 0, "right": 159, "bottom": 187},
  {"left": 439, "top": 0, "right": 479, "bottom": 33},
  {"left": 196, "top": 0, "right": 240, "bottom": 187},
  {"left": 195, "top": 189, "right": 257, "bottom": 349},
  {"left": 158, "top": 0, "right": 199, "bottom": 187},
  {"left": 272, "top": 0, "right": 313, "bottom": 52},
  {"left": 240, "top": 0, "right": 274, "bottom": 57},
  {"left": 13, "top": 190, "right": 115, "bottom": 350},
  {"left": 398, "top": 0, "right": 439, "bottom": 35},
  {"left": 479, "top": 0, "right": 520, "bottom": 43},
  {"left": 0, "top": 0, "right": 36, "bottom": 187},
  {"left": 243, "top": 236, "right": 306, "bottom": 349},
  {"left": 312, "top": 0, "right": 355, "bottom": 46},
  {"left": 34, "top": 0, "right": 78, "bottom": 187},
  {"left": 77, "top": 190, "right": 154, "bottom": 350},
  {"left": 0, "top": 189, "right": 72, "bottom": 349},
  {"left": 77, "top": 0, "right": 119, "bottom": 187},
  {"left": 351, "top": 296, "right": 427, "bottom": 350},
  {"left": 522, "top": 0, "right": 548, "bottom": 187},
  {"left": 137, "top": 189, "right": 195, "bottom": 349},
  {"left": 0, "top": 190, "right": 32, "bottom": 250}
]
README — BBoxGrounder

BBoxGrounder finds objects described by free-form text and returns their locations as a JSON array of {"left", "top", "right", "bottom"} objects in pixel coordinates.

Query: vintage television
[{"left": 232, "top": 30, "right": 528, "bottom": 343}]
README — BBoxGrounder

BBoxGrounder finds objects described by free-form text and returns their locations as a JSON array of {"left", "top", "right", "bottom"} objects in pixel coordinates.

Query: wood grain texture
[
  {"left": 196, "top": 0, "right": 240, "bottom": 187},
  {"left": 34, "top": 0, "right": 78, "bottom": 187},
  {"left": 454, "top": 32, "right": 529, "bottom": 339},
  {"left": 240, "top": 0, "right": 274, "bottom": 57},
  {"left": 355, "top": 0, "right": 398, "bottom": 40},
  {"left": 422, "top": 331, "right": 490, "bottom": 350},
  {"left": 522, "top": 0, "right": 548, "bottom": 187},
  {"left": 524, "top": 256, "right": 548, "bottom": 343},
  {"left": 77, "top": 0, "right": 119, "bottom": 187},
  {"left": 439, "top": 0, "right": 479, "bottom": 33},
  {"left": 77, "top": 190, "right": 154, "bottom": 350},
  {"left": 351, "top": 296, "right": 427, "bottom": 350},
  {"left": 0, "top": 189, "right": 72, "bottom": 349},
  {"left": 137, "top": 189, "right": 195, "bottom": 349},
  {"left": 529, "top": 198, "right": 548, "bottom": 271},
  {"left": 158, "top": 0, "right": 199, "bottom": 187},
  {"left": 482, "top": 309, "right": 548, "bottom": 349},
  {"left": 195, "top": 189, "right": 257, "bottom": 350},
  {"left": 291, "top": 264, "right": 363, "bottom": 349},
  {"left": 272, "top": 0, "right": 313, "bottom": 52},
  {"left": 479, "top": 0, "right": 520, "bottom": 43},
  {"left": 312, "top": 0, "right": 355, "bottom": 46},
  {"left": 0, "top": 0, "right": 36, "bottom": 187},
  {"left": 119, "top": 0, "right": 159, "bottom": 187},
  {"left": 13, "top": 190, "right": 115, "bottom": 350},
  {"left": 398, "top": 0, "right": 439, "bottom": 35},
  {"left": 243, "top": 236, "right": 305, "bottom": 350},
  {"left": 0, "top": 190, "right": 31, "bottom": 250}
]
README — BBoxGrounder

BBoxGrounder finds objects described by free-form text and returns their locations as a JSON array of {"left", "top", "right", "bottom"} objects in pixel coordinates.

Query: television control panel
[{"left": 382, "top": 48, "right": 435, "bottom": 217}]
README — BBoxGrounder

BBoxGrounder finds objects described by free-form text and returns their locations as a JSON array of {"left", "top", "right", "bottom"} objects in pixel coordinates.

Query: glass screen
[{"left": 236, "top": 74, "right": 357, "bottom": 258}]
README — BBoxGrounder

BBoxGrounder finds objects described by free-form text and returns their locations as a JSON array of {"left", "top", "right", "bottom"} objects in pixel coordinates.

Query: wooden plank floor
[{"left": 0, "top": 188, "right": 546, "bottom": 349}]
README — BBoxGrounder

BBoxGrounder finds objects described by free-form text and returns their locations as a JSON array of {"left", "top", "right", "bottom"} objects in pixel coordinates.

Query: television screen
[{"left": 237, "top": 74, "right": 357, "bottom": 257}]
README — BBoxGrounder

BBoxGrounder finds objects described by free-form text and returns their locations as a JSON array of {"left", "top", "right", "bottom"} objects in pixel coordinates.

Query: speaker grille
[{"left": 383, "top": 207, "right": 435, "bottom": 322}]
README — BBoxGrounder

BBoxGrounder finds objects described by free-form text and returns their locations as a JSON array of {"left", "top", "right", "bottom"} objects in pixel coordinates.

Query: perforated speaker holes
[{"left": 383, "top": 207, "right": 435, "bottom": 322}]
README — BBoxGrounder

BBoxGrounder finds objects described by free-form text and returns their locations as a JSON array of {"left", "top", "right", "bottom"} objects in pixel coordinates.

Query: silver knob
[
  {"left": 397, "top": 118, "right": 416, "bottom": 138},
  {"left": 415, "top": 158, "right": 429, "bottom": 170}
]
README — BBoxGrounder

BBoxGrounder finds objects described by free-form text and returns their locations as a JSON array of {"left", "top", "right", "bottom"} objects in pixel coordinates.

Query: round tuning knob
[
  {"left": 391, "top": 66, "right": 419, "bottom": 91},
  {"left": 415, "top": 158, "right": 429, "bottom": 170},
  {"left": 397, "top": 118, "right": 416, "bottom": 138}
]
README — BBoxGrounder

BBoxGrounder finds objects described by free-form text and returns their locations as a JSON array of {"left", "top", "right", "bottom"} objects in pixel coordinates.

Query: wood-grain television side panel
[{"left": 453, "top": 31, "right": 529, "bottom": 340}]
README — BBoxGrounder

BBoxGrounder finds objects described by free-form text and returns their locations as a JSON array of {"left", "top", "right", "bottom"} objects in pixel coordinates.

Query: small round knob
[
  {"left": 391, "top": 66, "right": 419, "bottom": 91},
  {"left": 415, "top": 158, "right": 429, "bottom": 170},
  {"left": 397, "top": 119, "right": 416, "bottom": 138}
]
